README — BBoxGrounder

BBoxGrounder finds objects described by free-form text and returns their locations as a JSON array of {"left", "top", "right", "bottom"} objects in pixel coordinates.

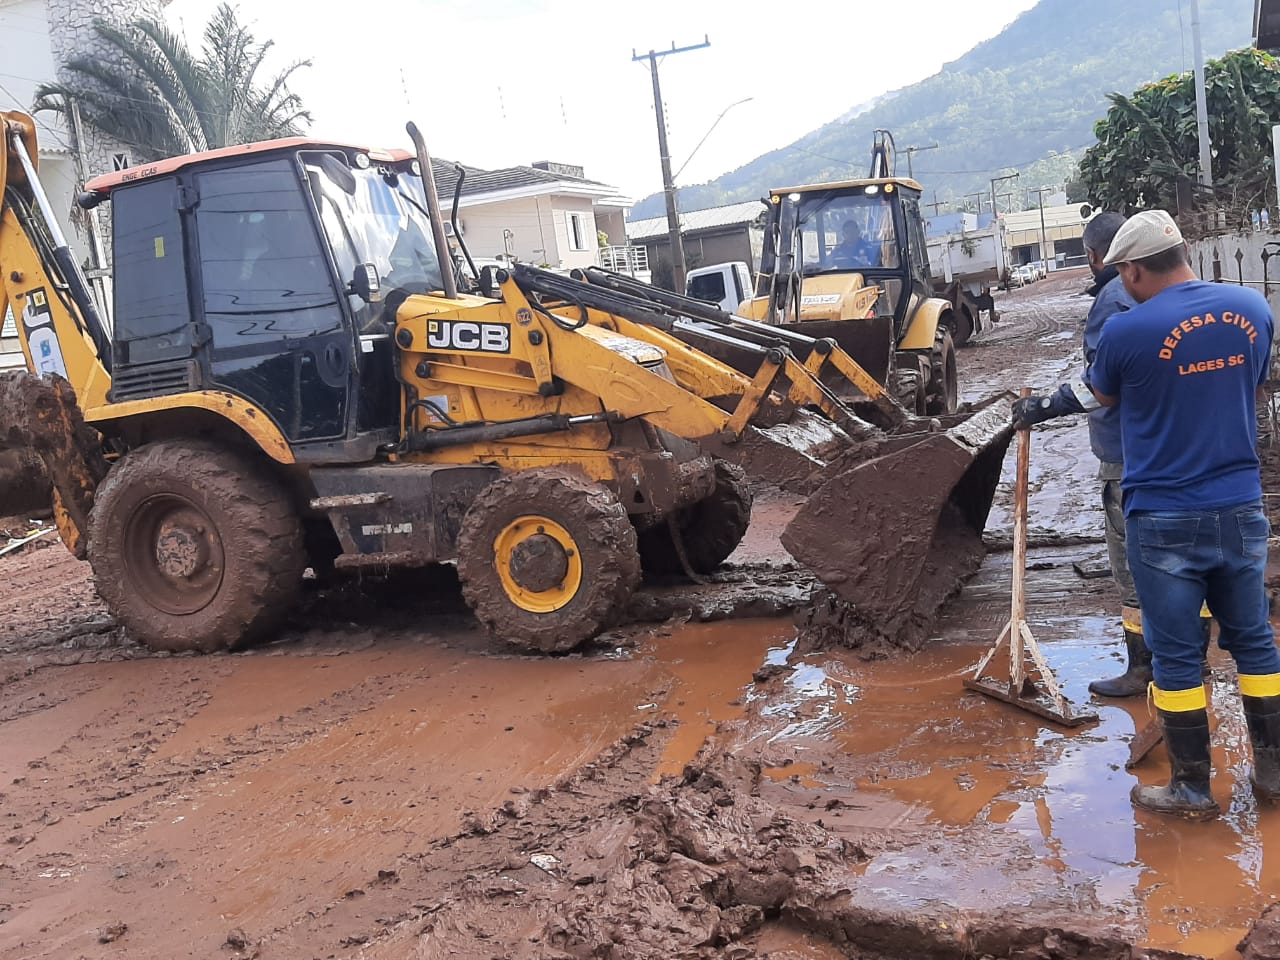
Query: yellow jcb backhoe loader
[{"left": 0, "top": 111, "right": 1014, "bottom": 654}]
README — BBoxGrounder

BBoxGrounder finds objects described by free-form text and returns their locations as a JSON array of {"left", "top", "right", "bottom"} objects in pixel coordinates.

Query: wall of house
[
  {"left": 549, "top": 195, "right": 600, "bottom": 270},
  {"left": 456, "top": 196, "right": 560, "bottom": 265},
  {"left": 458, "top": 194, "right": 607, "bottom": 269},
  {"left": 0, "top": 1, "right": 91, "bottom": 266}
]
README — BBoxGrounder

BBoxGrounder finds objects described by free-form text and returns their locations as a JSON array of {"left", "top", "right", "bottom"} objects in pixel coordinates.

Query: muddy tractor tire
[
  {"left": 925, "top": 325, "right": 959, "bottom": 416},
  {"left": 890, "top": 365, "right": 927, "bottom": 416},
  {"left": 637, "top": 460, "right": 753, "bottom": 576},
  {"left": 88, "top": 440, "right": 305, "bottom": 654},
  {"left": 457, "top": 468, "right": 641, "bottom": 654}
]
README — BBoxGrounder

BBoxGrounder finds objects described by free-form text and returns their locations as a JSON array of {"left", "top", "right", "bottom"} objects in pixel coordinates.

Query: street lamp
[{"left": 674, "top": 97, "right": 754, "bottom": 181}]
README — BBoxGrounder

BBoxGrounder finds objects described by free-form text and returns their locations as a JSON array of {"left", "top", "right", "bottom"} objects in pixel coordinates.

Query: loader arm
[{"left": 0, "top": 113, "right": 114, "bottom": 555}]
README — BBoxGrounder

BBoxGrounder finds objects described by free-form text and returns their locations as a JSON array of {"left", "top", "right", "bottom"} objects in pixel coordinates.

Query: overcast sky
[{"left": 165, "top": 0, "right": 1039, "bottom": 200}]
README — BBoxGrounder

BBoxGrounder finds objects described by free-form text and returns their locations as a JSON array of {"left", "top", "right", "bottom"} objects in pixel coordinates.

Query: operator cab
[
  {"left": 768, "top": 177, "right": 933, "bottom": 335},
  {"left": 81, "top": 140, "right": 451, "bottom": 459}
]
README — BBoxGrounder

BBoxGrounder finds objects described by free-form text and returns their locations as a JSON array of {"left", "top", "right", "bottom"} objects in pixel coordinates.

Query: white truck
[
  {"left": 925, "top": 217, "right": 1009, "bottom": 345},
  {"left": 685, "top": 261, "right": 754, "bottom": 313}
]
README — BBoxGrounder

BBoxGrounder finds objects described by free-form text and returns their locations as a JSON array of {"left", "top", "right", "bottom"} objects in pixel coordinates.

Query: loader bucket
[
  {"left": 0, "top": 371, "right": 107, "bottom": 558},
  {"left": 781, "top": 392, "right": 1016, "bottom": 645}
]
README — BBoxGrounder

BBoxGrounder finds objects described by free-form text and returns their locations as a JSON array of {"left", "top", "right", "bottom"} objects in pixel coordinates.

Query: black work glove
[{"left": 1011, "top": 395, "right": 1056, "bottom": 429}]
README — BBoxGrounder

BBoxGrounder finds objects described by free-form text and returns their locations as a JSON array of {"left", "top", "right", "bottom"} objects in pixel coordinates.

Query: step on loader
[{"left": 0, "top": 111, "right": 1013, "bottom": 655}]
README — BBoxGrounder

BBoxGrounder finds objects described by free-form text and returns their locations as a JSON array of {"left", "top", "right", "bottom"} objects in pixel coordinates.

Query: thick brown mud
[
  {"left": 0, "top": 372, "right": 106, "bottom": 551},
  {"left": 0, "top": 450, "right": 49, "bottom": 518}
]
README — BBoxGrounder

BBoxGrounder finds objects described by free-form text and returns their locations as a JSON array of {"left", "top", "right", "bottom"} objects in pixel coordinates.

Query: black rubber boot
[
  {"left": 1242, "top": 693, "right": 1280, "bottom": 804},
  {"left": 1089, "top": 627, "right": 1153, "bottom": 698},
  {"left": 1130, "top": 707, "right": 1220, "bottom": 820}
]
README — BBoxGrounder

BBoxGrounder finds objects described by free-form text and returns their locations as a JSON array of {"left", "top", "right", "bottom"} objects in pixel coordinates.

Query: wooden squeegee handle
[{"left": 1011, "top": 387, "right": 1032, "bottom": 639}]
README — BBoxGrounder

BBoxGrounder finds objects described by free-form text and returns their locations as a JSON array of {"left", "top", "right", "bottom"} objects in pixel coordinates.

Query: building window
[
  {"left": 566, "top": 211, "right": 588, "bottom": 251},
  {"left": 112, "top": 152, "right": 131, "bottom": 171}
]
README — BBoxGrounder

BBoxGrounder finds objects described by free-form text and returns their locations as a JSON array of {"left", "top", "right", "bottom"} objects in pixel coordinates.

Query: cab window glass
[
  {"left": 195, "top": 160, "right": 342, "bottom": 342},
  {"left": 113, "top": 176, "right": 190, "bottom": 343}
]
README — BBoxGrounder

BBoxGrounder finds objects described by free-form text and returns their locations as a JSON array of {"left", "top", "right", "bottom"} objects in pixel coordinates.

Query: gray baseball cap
[{"left": 1103, "top": 210, "right": 1185, "bottom": 265}]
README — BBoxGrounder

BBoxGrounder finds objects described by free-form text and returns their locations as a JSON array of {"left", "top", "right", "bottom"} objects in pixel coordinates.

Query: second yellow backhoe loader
[
  {"left": 736, "top": 130, "right": 967, "bottom": 417},
  {"left": 0, "top": 111, "right": 1013, "bottom": 655}
]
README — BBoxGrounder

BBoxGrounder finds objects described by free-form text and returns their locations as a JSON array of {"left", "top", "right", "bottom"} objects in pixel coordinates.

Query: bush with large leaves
[
  {"left": 1079, "top": 48, "right": 1280, "bottom": 218},
  {"left": 33, "top": 3, "right": 310, "bottom": 161}
]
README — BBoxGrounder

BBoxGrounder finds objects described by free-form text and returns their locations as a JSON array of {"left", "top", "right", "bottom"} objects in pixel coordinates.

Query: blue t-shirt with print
[{"left": 1091, "top": 280, "right": 1273, "bottom": 515}]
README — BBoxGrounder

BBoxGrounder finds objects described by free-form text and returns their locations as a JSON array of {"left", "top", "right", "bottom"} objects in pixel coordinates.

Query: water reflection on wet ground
[{"left": 649, "top": 549, "right": 1280, "bottom": 954}]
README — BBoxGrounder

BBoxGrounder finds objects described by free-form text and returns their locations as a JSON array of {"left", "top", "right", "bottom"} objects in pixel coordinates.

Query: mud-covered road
[{"left": 4, "top": 269, "right": 1280, "bottom": 959}]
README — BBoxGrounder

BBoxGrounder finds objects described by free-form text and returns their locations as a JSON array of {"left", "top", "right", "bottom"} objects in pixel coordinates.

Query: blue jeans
[{"left": 1126, "top": 501, "right": 1280, "bottom": 692}]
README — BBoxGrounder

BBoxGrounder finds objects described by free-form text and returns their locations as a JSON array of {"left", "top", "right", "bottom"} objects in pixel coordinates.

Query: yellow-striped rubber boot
[
  {"left": 1130, "top": 684, "right": 1219, "bottom": 821},
  {"left": 1089, "top": 608, "right": 1152, "bottom": 698},
  {"left": 1241, "top": 673, "right": 1280, "bottom": 804}
]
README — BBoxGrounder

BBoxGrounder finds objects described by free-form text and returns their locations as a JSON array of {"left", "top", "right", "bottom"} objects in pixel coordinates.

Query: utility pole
[
  {"left": 990, "top": 173, "right": 1019, "bottom": 218},
  {"left": 1030, "top": 186, "right": 1052, "bottom": 275},
  {"left": 1189, "top": 0, "right": 1213, "bottom": 187},
  {"left": 633, "top": 36, "right": 710, "bottom": 293},
  {"left": 903, "top": 143, "right": 939, "bottom": 181},
  {"left": 966, "top": 192, "right": 987, "bottom": 215}
]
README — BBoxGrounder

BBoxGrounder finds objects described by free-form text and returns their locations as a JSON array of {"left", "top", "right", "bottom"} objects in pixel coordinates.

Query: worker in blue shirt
[
  {"left": 1013, "top": 213, "right": 1211, "bottom": 697},
  {"left": 1091, "top": 209, "right": 1280, "bottom": 821}
]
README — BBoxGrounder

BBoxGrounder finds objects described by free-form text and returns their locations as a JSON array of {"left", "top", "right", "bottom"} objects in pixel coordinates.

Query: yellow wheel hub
[{"left": 494, "top": 515, "right": 583, "bottom": 613}]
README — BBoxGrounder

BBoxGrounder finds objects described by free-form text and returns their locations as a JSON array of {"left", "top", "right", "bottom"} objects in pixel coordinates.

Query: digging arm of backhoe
[
  {"left": 572, "top": 267, "right": 909, "bottom": 432},
  {"left": 0, "top": 112, "right": 114, "bottom": 557}
]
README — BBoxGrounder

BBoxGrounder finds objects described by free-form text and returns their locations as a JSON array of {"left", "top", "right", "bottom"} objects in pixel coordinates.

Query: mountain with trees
[
  {"left": 34, "top": 2, "right": 311, "bottom": 161},
  {"left": 629, "top": 0, "right": 1254, "bottom": 220}
]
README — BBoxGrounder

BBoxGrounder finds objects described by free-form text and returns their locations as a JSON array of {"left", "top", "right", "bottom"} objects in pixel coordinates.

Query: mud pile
[
  {"left": 1241, "top": 904, "right": 1280, "bottom": 960},
  {"left": 0, "top": 448, "right": 50, "bottom": 518},
  {"left": 796, "top": 500, "right": 987, "bottom": 658},
  {"left": 408, "top": 736, "right": 1142, "bottom": 960}
]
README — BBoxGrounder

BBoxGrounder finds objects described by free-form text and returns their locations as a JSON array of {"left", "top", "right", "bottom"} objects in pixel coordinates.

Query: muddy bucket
[{"left": 781, "top": 392, "right": 1016, "bottom": 644}]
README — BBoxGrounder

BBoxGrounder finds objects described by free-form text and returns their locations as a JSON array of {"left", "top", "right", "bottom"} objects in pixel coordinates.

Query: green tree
[
  {"left": 1078, "top": 48, "right": 1280, "bottom": 217},
  {"left": 33, "top": 3, "right": 311, "bottom": 161}
]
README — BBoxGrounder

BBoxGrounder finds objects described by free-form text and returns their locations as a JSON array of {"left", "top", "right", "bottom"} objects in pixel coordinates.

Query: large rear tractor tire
[
  {"left": 925, "top": 326, "right": 959, "bottom": 416},
  {"left": 456, "top": 469, "right": 641, "bottom": 654},
  {"left": 637, "top": 461, "right": 753, "bottom": 576},
  {"left": 88, "top": 441, "right": 305, "bottom": 653}
]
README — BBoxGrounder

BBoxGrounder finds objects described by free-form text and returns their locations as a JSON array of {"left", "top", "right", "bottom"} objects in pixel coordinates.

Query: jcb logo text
[{"left": 427, "top": 320, "right": 510, "bottom": 354}]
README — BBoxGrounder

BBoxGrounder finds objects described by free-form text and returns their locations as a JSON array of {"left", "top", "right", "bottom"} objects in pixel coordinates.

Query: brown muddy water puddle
[{"left": 643, "top": 568, "right": 1280, "bottom": 956}]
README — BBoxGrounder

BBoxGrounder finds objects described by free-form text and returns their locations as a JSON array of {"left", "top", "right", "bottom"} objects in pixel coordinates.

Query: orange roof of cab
[{"left": 85, "top": 138, "right": 413, "bottom": 193}]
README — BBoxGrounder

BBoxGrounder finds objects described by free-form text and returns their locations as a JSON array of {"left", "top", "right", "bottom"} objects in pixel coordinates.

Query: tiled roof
[
  {"left": 431, "top": 161, "right": 619, "bottom": 200},
  {"left": 626, "top": 200, "right": 767, "bottom": 242}
]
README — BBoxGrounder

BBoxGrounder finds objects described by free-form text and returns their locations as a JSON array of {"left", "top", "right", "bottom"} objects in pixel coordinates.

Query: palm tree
[{"left": 33, "top": 3, "right": 311, "bottom": 161}]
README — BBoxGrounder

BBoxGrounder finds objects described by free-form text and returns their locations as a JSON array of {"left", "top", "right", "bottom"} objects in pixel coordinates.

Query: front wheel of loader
[
  {"left": 637, "top": 460, "right": 753, "bottom": 575},
  {"left": 925, "top": 326, "right": 959, "bottom": 416},
  {"left": 88, "top": 441, "right": 305, "bottom": 653},
  {"left": 457, "top": 469, "right": 641, "bottom": 654}
]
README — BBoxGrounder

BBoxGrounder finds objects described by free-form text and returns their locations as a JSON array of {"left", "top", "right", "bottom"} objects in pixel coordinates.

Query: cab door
[{"left": 192, "top": 159, "right": 352, "bottom": 443}]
